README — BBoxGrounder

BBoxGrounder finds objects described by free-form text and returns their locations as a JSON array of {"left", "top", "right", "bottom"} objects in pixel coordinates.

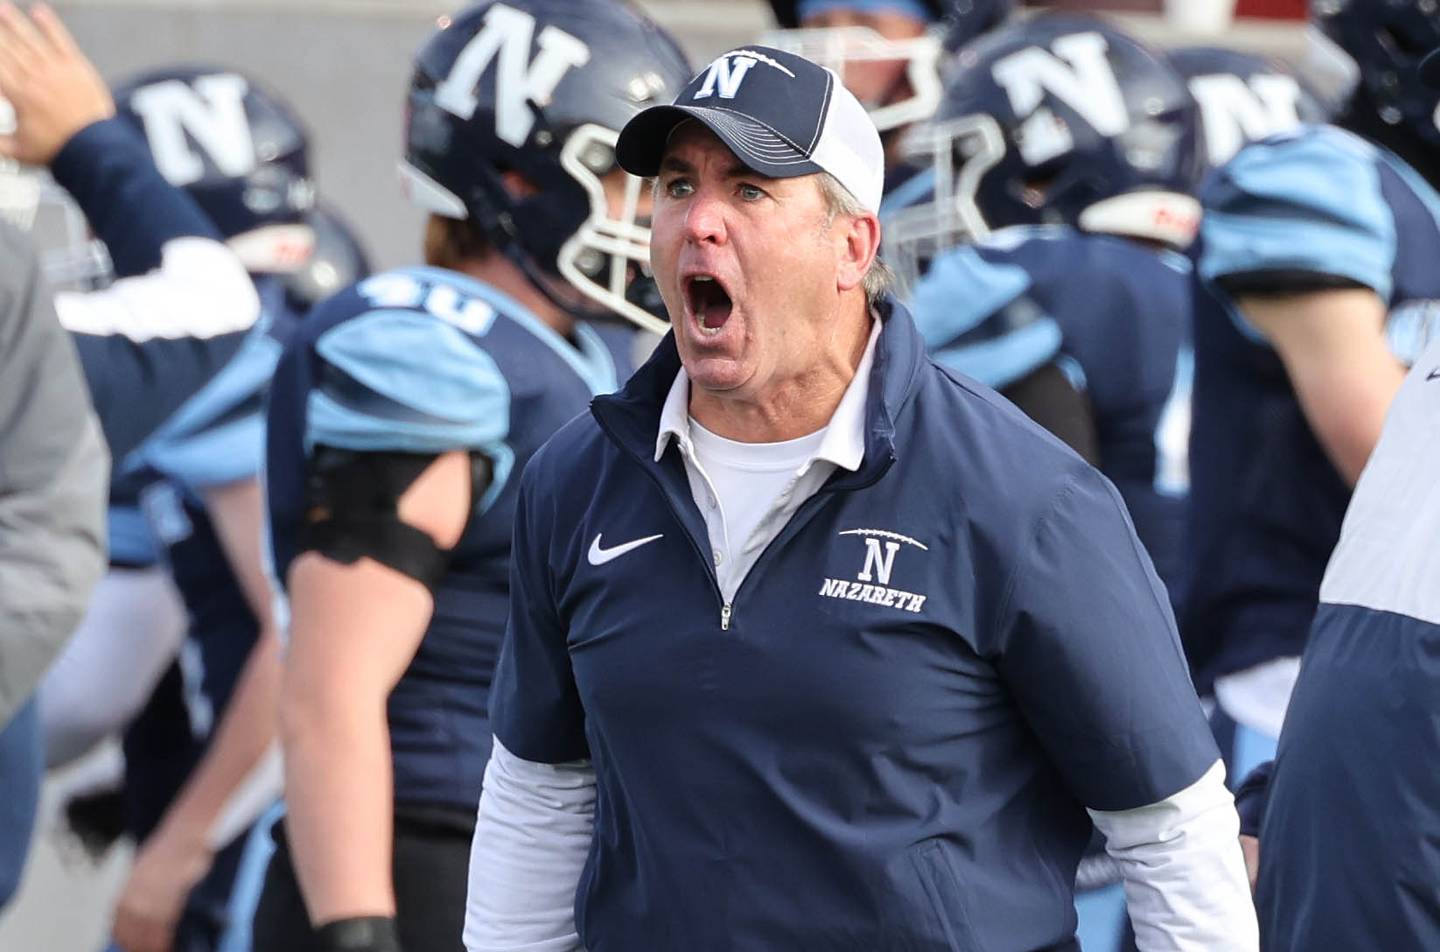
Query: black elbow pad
[{"left": 297, "top": 446, "right": 490, "bottom": 589}]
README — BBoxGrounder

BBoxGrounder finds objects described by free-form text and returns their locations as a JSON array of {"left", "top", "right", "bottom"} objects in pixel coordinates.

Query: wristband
[{"left": 315, "top": 915, "right": 402, "bottom": 952}]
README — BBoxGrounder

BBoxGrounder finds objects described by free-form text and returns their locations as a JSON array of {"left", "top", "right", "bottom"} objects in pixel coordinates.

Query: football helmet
[
  {"left": 114, "top": 65, "right": 316, "bottom": 273},
  {"left": 884, "top": 15, "right": 1203, "bottom": 295},
  {"left": 1169, "top": 46, "right": 1330, "bottom": 171},
  {"left": 401, "top": 0, "right": 691, "bottom": 334},
  {"left": 1310, "top": 0, "right": 1440, "bottom": 148}
]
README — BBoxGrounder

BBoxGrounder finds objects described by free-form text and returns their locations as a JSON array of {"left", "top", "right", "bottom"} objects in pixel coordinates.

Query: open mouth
[{"left": 684, "top": 274, "right": 734, "bottom": 335}]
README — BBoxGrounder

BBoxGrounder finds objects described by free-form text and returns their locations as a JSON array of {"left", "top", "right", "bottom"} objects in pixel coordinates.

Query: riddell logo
[{"left": 818, "top": 529, "right": 928, "bottom": 613}]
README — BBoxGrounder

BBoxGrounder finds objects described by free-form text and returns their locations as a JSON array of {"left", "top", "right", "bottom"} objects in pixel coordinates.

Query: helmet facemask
[
  {"left": 763, "top": 25, "right": 945, "bottom": 134},
  {"left": 883, "top": 113, "right": 1005, "bottom": 298},
  {"left": 554, "top": 123, "right": 667, "bottom": 334}
]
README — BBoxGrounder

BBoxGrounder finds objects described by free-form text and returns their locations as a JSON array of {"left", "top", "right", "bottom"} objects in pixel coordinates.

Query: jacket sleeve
[
  {"left": 995, "top": 464, "right": 1219, "bottom": 811},
  {"left": 0, "top": 222, "right": 108, "bottom": 724},
  {"left": 47, "top": 118, "right": 260, "bottom": 461}
]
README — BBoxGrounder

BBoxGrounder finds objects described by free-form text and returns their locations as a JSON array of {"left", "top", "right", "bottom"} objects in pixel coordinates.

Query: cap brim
[
  {"left": 1421, "top": 48, "right": 1440, "bottom": 88},
  {"left": 615, "top": 103, "right": 823, "bottom": 180}
]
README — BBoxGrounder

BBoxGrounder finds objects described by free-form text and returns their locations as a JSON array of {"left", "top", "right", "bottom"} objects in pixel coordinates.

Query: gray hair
[{"left": 816, "top": 172, "right": 893, "bottom": 305}]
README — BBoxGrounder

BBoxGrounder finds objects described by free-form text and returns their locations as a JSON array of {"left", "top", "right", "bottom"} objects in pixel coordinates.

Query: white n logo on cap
[
  {"left": 991, "top": 32, "right": 1129, "bottom": 140},
  {"left": 693, "top": 54, "right": 759, "bottom": 101},
  {"left": 433, "top": 3, "right": 591, "bottom": 147},
  {"left": 127, "top": 74, "right": 255, "bottom": 187}
]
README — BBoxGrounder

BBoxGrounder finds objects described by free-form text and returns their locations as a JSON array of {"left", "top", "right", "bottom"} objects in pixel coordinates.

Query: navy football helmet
[
  {"left": 1309, "top": 0, "right": 1440, "bottom": 149},
  {"left": 884, "top": 15, "right": 1203, "bottom": 295},
  {"left": 401, "top": 0, "right": 690, "bottom": 334},
  {"left": 1169, "top": 46, "right": 1330, "bottom": 171},
  {"left": 114, "top": 65, "right": 315, "bottom": 263}
]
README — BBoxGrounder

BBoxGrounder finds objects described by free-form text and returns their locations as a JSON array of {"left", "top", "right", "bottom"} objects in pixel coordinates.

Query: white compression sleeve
[
  {"left": 464, "top": 738, "right": 596, "bottom": 952},
  {"left": 37, "top": 566, "right": 187, "bottom": 767},
  {"left": 1089, "top": 759, "right": 1259, "bottom": 951}
]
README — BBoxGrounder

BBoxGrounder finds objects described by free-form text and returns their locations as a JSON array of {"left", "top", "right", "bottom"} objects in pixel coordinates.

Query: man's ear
[{"left": 835, "top": 212, "right": 882, "bottom": 294}]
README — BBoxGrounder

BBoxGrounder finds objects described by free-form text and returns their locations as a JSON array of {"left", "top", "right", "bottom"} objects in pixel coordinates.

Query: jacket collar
[{"left": 592, "top": 294, "right": 926, "bottom": 489}]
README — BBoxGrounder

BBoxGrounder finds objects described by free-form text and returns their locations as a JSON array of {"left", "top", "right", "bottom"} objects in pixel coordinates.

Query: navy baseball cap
[{"left": 615, "top": 45, "right": 885, "bottom": 213}]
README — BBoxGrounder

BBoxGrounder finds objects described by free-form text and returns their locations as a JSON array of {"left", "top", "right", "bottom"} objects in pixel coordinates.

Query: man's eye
[
  {"left": 665, "top": 179, "right": 693, "bottom": 198},
  {"left": 739, "top": 184, "right": 764, "bottom": 201}
]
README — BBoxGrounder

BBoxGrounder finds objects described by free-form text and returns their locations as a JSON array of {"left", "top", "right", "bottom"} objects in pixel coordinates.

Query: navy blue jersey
[
  {"left": 266, "top": 266, "right": 633, "bottom": 812},
  {"left": 118, "top": 279, "right": 307, "bottom": 837},
  {"left": 122, "top": 485, "right": 258, "bottom": 841},
  {"left": 106, "top": 279, "right": 298, "bottom": 569},
  {"left": 909, "top": 226, "right": 1193, "bottom": 615},
  {"left": 127, "top": 277, "right": 302, "bottom": 639},
  {"left": 1185, "top": 125, "right": 1440, "bottom": 691}
]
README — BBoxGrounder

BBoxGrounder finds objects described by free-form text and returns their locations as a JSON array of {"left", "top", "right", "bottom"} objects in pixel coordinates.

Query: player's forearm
[
  {"left": 1090, "top": 760, "right": 1259, "bottom": 951},
  {"left": 153, "top": 628, "right": 282, "bottom": 850},
  {"left": 280, "top": 667, "right": 397, "bottom": 925}
]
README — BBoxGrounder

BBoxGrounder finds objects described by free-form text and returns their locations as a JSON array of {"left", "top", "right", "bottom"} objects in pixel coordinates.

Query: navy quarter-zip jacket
[{"left": 491, "top": 297, "right": 1219, "bottom": 951}]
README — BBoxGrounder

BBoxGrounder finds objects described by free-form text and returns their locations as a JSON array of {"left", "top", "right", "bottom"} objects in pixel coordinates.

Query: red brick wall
[{"left": 1236, "top": 0, "right": 1306, "bottom": 18}]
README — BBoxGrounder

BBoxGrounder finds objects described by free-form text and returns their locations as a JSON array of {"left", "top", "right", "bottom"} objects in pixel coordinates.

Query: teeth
[{"left": 688, "top": 274, "right": 725, "bottom": 336}]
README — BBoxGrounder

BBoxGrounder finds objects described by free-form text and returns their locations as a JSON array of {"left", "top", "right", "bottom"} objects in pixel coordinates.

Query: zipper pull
[{"left": 720, "top": 603, "right": 732, "bottom": 631}]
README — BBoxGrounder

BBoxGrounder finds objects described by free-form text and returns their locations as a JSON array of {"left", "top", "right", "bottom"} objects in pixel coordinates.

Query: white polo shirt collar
[{"left": 653, "top": 315, "right": 880, "bottom": 471}]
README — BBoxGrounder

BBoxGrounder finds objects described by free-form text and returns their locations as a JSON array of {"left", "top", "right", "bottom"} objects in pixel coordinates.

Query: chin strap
[{"left": 464, "top": 175, "right": 624, "bottom": 328}]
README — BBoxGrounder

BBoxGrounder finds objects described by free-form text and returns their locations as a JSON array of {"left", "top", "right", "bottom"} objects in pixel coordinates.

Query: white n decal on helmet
[
  {"left": 433, "top": 3, "right": 591, "bottom": 148},
  {"left": 991, "top": 32, "right": 1129, "bottom": 144},
  {"left": 128, "top": 74, "right": 256, "bottom": 186},
  {"left": 1188, "top": 73, "right": 1303, "bottom": 167}
]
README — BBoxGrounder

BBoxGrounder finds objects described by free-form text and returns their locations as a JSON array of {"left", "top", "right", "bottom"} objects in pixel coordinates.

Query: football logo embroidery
[
  {"left": 692, "top": 49, "right": 795, "bottom": 101},
  {"left": 819, "top": 529, "right": 929, "bottom": 613}
]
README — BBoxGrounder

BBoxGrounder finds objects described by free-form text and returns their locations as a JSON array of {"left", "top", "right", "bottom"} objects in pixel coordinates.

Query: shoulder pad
[
  {"left": 911, "top": 245, "right": 1032, "bottom": 350},
  {"left": 915, "top": 245, "right": 1061, "bottom": 389},
  {"left": 1198, "top": 126, "right": 1396, "bottom": 299},
  {"left": 129, "top": 318, "right": 282, "bottom": 487},
  {"left": 305, "top": 284, "right": 510, "bottom": 455}
]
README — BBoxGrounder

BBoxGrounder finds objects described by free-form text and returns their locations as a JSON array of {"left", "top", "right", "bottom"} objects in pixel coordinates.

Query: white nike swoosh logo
[{"left": 587, "top": 533, "right": 664, "bottom": 566}]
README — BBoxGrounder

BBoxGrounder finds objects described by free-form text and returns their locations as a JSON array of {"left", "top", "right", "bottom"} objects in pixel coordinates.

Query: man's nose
[{"left": 682, "top": 189, "right": 727, "bottom": 245}]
